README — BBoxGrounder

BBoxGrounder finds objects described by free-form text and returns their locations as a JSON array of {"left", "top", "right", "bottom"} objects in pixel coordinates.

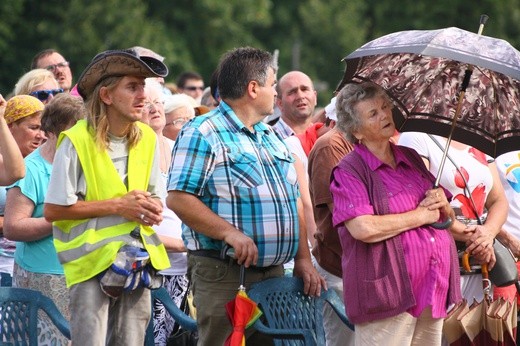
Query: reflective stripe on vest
[
  {"left": 54, "top": 218, "right": 164, "bottom": 263},
  {"left": 53, "top": 120, "right": 169, "bottom": 287}
]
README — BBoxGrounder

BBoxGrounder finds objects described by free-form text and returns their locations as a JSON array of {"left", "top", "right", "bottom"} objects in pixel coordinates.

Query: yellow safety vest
[{"left": 53, "top": 120, "right": 170, "bottom": 287}]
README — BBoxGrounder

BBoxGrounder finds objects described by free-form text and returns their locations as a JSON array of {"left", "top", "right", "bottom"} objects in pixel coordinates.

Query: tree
[
  {"left": 0, "top": 0, "right": 33, "bottom": 94},
  {"left": 1, "top": 0, "right": 520, "bottom": 101},
  {"left": 363, "top": 0, "right": 520, "bottom": 46},
  {"left": 256, "top": 0, "right": 367, "bottom": 105},
  {"left": 0, "top": 0, "right": 174, "bottom": 93},
  {"left": 147, "top": 0, "right": 273, "bottom": 84}
]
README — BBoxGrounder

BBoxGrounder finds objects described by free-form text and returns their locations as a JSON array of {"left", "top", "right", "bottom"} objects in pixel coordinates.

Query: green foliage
[
  {"left": 146, "top": 0, "right": 273, "bottom": 84},
  {"left": 297, "top": 0, "right": 368, "bottom": 101},
  {"left": 256, "top": 0, "right": 367, "bottom": 104},
  {"left": 0, "top": 1, "right": 23, "bottom": 50},
  {"left": 363, "top": 0, "right": 520, "bottom": 43},
  {"left": 1, "top": 0, "right": 520, "bottom": 108}
]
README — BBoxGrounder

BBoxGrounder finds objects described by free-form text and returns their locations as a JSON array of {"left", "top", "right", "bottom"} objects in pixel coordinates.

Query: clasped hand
[
  {"left": 418, "top": 188, "right": 452, "bottom": 225},
  {"left": 120, "top": 190, "right": 163, "bottom": 226},
  {"left": 464, "top": 225, "right": 496, "bottom": 269}
]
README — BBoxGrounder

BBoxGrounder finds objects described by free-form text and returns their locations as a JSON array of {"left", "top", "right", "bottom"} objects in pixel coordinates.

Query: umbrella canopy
[
  {"left": 443, "top": 298, "right": 517, "bottom": 345},
  {"left": 337, "top": 26, "right": 520, "bottom": 158},
  {"left": 224, "top": 266, "right": 262, "bottom": 346},
  {"left": 445, "top": 262, "right": 517, "bottom": 345},
  {"left": 346, "top": 27, "right": 520, "bottom": 80}
]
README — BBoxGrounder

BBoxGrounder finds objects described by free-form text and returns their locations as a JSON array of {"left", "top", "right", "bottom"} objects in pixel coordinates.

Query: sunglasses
[
  {"left": 29, "top": 88, "right": 64, "bottom": 101},
  {"left": 184, "top": 86, "right": 204, "bottom": 91}
]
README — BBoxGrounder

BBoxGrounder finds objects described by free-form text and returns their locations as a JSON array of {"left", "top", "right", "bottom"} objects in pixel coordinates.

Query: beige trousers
[
  {"left": 355, "top": 306, "right": 443, "bottom": 346},
  {"left": 69, "top": 277, "right": 151, "bottom": 346}
]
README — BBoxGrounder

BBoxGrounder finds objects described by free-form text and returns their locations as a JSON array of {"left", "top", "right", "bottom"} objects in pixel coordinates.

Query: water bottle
[{"left": 99, "top": 227, "right": 148, "bottom": 298}]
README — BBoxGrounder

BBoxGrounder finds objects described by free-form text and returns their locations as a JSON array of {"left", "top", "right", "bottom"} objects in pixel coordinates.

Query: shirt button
[
  {"left": 388, "top": 192, "right": 393, "bottom": 196},
  {"left": 430, "top": 237, "right": 435, "bottom": 242},
  {"left": 349, "top": 204, "right": 354, "bottom": 208}
]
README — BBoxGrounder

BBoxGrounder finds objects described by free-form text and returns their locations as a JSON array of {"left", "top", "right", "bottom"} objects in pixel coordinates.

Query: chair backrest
[
  {"left": 0, "top": 287, "right": 70, "bottom": 345},
  {"left": 144, "top": 287, "right": 197, "bottom": 346},
  {"left": 248, "top": 276, "right": 354, "bottom": 346},
  {"left": 0, "top": 273, "right": 12, "bottom": 287}
]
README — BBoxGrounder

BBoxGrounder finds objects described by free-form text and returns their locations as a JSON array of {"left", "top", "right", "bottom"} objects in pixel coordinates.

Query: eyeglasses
[
  {"left": 29, "top": 88, "right": 64, "bottom": 101},
  {"left": 167, "top": 117, "right": 190, "bottom": 128},
  {"left": 184, "top": 86, "right": 204, "bottom": 91},
  {"left": 144, "top": 100, "right": 164, "bottom": 111},
  {"left": 44, "top": 61, "right": 70, "bottom": 72}
]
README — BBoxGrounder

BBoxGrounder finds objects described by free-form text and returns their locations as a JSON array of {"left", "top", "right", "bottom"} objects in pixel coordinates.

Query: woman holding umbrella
[{"left": 331, "top": 82, "right": 461, "bottom": 345}]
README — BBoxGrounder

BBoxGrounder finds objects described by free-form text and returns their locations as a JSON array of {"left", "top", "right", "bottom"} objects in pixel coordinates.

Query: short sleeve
[
  {"left": 398, "top": 132, "right": 430, "bottom": 158},
  {"left": 167, "top": 125, "right": 214, "bottom": 196},
  {"left": 45, "top": 137, "right": 84, "bottom": 206},
  {"left": 330, "top": 166, "right": 375, "bottom": 228},
  {"left": 10, "top": 162, "right": 39, "bottom": 206}
]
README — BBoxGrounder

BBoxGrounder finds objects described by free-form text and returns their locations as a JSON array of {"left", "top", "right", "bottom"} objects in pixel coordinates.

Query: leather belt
[
  {"left": 188, "top": 249, "right": 233, "bottom": 262},
  {"left": 188, "top": 249, "right": 280, "bottom": 272}
]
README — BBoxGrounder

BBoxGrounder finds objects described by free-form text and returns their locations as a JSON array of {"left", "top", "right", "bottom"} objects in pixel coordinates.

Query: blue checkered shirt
[{"left": 167, "top": 101, "right": 300, "bottom": 267}]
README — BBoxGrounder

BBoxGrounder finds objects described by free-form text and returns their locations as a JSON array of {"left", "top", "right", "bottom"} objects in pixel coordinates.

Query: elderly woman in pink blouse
[{"left": 330, "top": 82, "right": 461, "bottom": 346}]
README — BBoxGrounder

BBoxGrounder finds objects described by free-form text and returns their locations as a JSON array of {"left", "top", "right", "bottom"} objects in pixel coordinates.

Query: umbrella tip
[
  {"left": 477, "top": 14, "right": 489, "bottom": 35},
  {"left": 480, "top": 14, "right": 489, "bottom": 26}
]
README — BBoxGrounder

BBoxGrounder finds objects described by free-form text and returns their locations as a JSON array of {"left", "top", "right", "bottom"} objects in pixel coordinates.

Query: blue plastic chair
[
  {"left": 0, "top": 273, "right": 12, "bottom": 287},
  {"left": 248, "top": 276, "right": 354, "bottom": 346},
  {"left": 144, "top": 287, "right": 197, "bottom": 346},
  {"left": 0, "top": 287, "right": 71, "bottom": 345}
]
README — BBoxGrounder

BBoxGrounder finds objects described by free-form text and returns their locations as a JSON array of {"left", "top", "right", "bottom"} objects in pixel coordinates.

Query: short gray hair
[
  {"left": 335, "top": 82, "right": 391, "bottom": 143},
  {"left": 145, "top": 78, "right": 164, "bottom": 99},
  {"left": 163, "top": 94, "right": 196, "bottom": 117}
]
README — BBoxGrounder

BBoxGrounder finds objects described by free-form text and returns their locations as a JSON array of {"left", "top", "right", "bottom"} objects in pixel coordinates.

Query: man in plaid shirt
[{"left": 167, "top": 47, "right": 325, "bottom": 345}]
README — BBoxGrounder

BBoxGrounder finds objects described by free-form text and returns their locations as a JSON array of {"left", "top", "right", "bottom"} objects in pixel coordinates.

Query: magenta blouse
[{"left": 332, "top": 143, "right": 454, "bottom": 319}]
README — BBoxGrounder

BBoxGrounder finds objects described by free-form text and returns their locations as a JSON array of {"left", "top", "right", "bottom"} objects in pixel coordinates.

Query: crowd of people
[{"left": 0, "top": 44, "right": 520, "bottom": 346}]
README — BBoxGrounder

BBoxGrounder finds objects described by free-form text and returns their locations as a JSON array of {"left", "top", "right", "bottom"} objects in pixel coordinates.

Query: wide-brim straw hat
[
  {"left": 77, "top": 48, "right": 168, "bottom": 99},
  {"left": 4, "top": 95, "right": 45, "bottom": 125}
]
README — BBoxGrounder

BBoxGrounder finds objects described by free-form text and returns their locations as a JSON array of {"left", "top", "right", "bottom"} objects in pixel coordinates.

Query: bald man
[{"left": 272, "top": 71, "right": 317, "bottom": 139}]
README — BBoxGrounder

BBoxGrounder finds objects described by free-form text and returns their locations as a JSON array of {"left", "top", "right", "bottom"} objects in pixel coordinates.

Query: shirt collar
[
  {"left": 274, "top": 117, "right": 295, "bottom": 137},
  {"left": 355, "top": 142, "right": 412, "bottom": 171},
  {"left": 218, "top": 101, "right": 270, "bottom": 135}
]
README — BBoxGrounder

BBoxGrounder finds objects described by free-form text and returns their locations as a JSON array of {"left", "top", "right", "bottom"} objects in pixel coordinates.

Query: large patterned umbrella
[{"left": 337, "top": 16, "right": 520, "bottom": 159}]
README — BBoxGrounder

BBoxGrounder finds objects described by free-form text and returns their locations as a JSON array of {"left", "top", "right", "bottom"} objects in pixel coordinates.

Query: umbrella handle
[
  {"left": 430, "top": 182, "right": 453, "bottom": 229},
  {"left": 430, "top": 218, "right": 453, "bottom": 229},
  {"left": 221, "top": 243, "right": 247, "bottom": 289}
]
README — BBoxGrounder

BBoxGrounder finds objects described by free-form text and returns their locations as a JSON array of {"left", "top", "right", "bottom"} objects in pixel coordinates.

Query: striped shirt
[
  {"left": 271, "top": 117, "right": 295, "bottom": 139},
  {"left": 167, "top": 101, "right": 300, "bottom": 267},
  {"left": 331, "top": 143, "right": 454, "bottom": 318}
]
